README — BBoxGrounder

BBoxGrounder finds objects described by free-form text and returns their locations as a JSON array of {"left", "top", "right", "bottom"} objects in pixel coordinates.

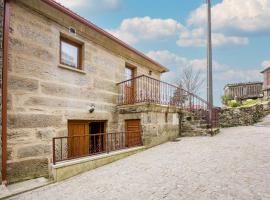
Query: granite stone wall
[
  {"left": 179, "top": 111, "right": 210, "bottom": 137},
  {"left": 7, "top": 1, "right": 162, "bottom": 183},
  {"left": 220, "top": 101, "right": 270, "bottom": 128},
  {"left": 118, "top": 105, "right": 181, "bottom": 147}
]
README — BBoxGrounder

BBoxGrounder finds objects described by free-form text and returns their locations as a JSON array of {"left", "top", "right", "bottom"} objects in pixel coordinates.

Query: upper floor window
[{"left": 60, "top": 37, "right": 82, "bottom": 69}]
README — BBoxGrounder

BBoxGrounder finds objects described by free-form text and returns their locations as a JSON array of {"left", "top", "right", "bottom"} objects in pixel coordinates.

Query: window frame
[{"left": 60, "top": 36, "right": 83, "bottom": 70}]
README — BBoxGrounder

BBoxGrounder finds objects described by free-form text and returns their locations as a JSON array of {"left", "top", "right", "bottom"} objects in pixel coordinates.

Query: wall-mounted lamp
[
  {"left": 149, "top": 70, "right": 152, "bottom": 76},
  {"left": 89, "top": 104, "right": 95, "bottom": 113},
  {"left": 69, "top": 27, "right": 76, "bottom": 35}
]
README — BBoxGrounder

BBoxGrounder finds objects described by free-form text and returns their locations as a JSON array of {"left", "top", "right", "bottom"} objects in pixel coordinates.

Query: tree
[{"left": 176, "top": 67, "right": 205, "bottom": 95}]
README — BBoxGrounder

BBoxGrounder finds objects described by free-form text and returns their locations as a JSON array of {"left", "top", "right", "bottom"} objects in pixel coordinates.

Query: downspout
[{"left": 2, "top": 0, "right": 10, "bottom": 185}]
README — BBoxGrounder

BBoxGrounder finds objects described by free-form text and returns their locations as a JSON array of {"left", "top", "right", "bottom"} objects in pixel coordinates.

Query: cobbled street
[{"left": 10, "top": 115, "right": 270, "bottom": 200}]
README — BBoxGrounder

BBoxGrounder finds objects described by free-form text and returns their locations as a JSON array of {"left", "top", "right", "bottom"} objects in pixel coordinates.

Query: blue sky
[{"left": 56, "top": 0, "right": 270, "bottom": 106}]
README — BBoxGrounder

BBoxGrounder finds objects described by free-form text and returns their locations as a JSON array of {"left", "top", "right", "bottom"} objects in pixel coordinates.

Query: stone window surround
[{"left": 58, "top": 63, "right": 86, "bottom": 74}]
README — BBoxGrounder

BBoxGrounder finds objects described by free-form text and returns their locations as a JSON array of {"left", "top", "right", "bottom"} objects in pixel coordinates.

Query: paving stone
[{"left": 8, "top": 115, "right": 270, "bottom": 200}]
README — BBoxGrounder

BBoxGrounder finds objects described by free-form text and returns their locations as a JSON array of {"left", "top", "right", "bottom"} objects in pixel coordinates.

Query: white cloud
[
  {"left": 177, "top": 28, "right": 249, "bottom": 47},
  {"left": 55, "top": 0, "right": 122, "bottom": 13},
  {"left": 188, "top": 0, "right": 270, "bottom": 33},
  {"left": 212, "top": 33, "right": 249, "bottom": 46},
  {"left": 146, "top": 50, "right": 227, "bottom": 82},
  {"left": 108, "top": 17, "right": 184, "bottom": 45},
  {"left": 215, "top": 69, "right": 262, "bottom": 82},
  {"left": 262, "top": 60, "right": 270, "bottom": 69},
  {"left": 108, "top": 16, "right": 248, "bottom": 47},
  {"left": 147, "top": 50, "right": 263, "bottom": 105},
  {"left": 147, "top": 50, "right": 262, "bottom": 89},
  {"left": 147, "top": 50, "right": 197, "bottom": 82}
]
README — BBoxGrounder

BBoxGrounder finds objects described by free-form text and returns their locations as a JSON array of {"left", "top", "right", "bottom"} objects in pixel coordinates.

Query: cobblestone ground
[{"left": 10, "top": 117, "right": 270, "bottom": 200}]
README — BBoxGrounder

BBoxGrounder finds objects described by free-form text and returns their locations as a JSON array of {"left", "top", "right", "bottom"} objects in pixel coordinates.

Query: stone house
[
  {"left": 261, "top": 67, "right": 270, "bottom": 98},
  {"left": 224, "top": 82, "right": 263, "bottom": 101},
  {"left": 0, "top": 0, "right": 211, "bottom": 184}
]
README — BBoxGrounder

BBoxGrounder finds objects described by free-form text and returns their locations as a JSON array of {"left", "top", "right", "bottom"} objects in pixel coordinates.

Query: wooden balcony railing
[{"left": 117, "top": 75, "right": 219, "bottom": 129}]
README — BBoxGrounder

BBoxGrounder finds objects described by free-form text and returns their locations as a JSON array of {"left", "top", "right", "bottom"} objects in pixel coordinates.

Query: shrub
[
  {"left": 242, "top": 99, "right": 257, "bottom": 106},
  {"left": 221, "top": 95, "right": 233, "bottom": 106},
  {"left": 228, "top": 100, "right": 241, "bottom": 107}
]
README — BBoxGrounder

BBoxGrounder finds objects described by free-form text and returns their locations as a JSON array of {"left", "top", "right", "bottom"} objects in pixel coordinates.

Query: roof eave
[{"left": 41, "top": 0, "right": 169, "bottom": 73}]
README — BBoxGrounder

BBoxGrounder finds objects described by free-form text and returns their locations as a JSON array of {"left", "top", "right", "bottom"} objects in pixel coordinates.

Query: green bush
[
  {"left": 242, "top": 99, "right": 257, "bottom": 107},
  {"left": 228, "top": 100, "right": 241, "bottom": 107},
  {"left": 221, "top": 95, "right": 233, "bottom": 105}
]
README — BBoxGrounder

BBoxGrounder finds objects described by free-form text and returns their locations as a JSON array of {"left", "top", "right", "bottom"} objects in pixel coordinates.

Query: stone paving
[{"left": 9, "top": 116, "right": 270, "bottom": 200}]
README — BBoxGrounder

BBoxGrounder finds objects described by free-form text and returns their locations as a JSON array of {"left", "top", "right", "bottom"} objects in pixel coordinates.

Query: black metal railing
[
  {"left": 52, "top": 131, "right": 142, "bottom": 164},
  {"left": 117, "top": 75, "right": 220, "bottom": 129}
]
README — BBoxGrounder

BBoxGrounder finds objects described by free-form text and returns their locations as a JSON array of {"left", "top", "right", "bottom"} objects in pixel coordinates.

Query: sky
[{"left": 56, "top": 0, "right": 270, "bottom": 106}]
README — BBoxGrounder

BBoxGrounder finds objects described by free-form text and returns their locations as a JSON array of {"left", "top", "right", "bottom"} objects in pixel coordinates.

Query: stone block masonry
[
  {"left": 220, "top": 101, "right": 270, "bottom": 127},
  {"left": 6, "top": 1, "right": 120, "bottom": 183},
  {"left": 7, "top": 158, "right": 48, "bottom": 183},
  {"left": 5, "top": 0, "right": 165, "bottom": 183},
  {"left": 118, "top": 104, "right": 181, "bottom": 147}
]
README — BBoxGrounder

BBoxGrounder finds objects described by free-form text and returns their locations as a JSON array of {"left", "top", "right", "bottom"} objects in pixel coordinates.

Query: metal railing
[
  {"left": 52, "top": 131, "right": 142, "bottom": 164},
  {"left": 117, "top": 75, "right": 220, "bottom": 129}
]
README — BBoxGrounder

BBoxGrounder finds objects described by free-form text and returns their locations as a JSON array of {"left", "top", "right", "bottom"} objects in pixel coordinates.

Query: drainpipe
[{"left": 2, "top": 0, "right": 10, "bottom": 185}]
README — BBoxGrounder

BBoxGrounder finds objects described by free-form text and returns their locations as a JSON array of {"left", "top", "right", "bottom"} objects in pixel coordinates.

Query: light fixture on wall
[
  {"left": 89, "top": 104, "right": 95, "bottom": 113},
  {"left": 149, "top": 70, "right": 152, "bottom": 76},
  {"left": 69, "top": 27, "right": 76, "bottom": 35}
]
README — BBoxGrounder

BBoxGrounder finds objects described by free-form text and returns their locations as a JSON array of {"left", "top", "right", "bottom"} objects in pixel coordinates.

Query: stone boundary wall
[{"left": 220, "top": 101, "right": 270, "bottom": 128}]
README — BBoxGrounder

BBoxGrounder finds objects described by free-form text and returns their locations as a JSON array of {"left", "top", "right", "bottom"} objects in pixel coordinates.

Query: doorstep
[
  {"left": 0, "top": 177, "right": 51, "bottom": 199},
  {"left": 51, "top": 146, "right": 146, "bottom": 182}
]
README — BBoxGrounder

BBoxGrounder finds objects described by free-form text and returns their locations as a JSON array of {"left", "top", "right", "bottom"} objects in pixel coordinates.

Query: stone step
[{"left": 0, "top": 177, "right": 52, "bottom": 199}]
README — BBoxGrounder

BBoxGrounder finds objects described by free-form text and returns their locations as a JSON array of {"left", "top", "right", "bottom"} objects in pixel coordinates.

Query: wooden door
[
  {"left": 125, "top": 119, "right": 141, "bottom": 147},
  {"left": 124, "top": 83, "right": 134, "bottom": 104},
  {"left": 124, "top": 67, "right": 135, "bottom": 104},
  {"left": 68, "top": 121, "right": 89, "bottom": 158}
]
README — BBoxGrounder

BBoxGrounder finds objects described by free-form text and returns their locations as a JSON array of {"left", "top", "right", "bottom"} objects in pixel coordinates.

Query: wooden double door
[
  {"left": 67, "top": 120, "right": 141, "bottom": 158},
  {"left": 68, "top": 121, "right": 106, "bottom": 158}
]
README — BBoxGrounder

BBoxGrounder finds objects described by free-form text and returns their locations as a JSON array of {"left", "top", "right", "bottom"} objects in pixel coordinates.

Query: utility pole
[{"left": 207, "top": 0, "right": 213, "bottom": 126}]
